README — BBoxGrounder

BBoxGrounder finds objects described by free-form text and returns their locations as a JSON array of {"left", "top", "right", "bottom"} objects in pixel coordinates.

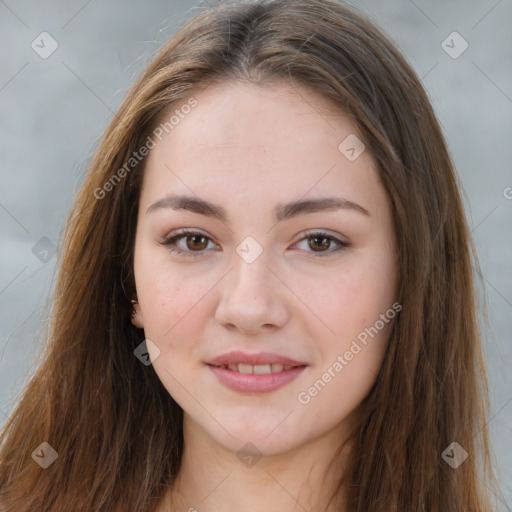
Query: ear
[{"left": 130, "top": 296, "right": 144, "bottom": 329}]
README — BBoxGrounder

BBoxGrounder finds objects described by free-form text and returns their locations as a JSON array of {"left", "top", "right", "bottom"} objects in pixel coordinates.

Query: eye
[
  {"left": 292, "top": 230, "right": 349, "bottom": 258},
  {"left": 159, "top": 229, "right": 349, "bottom": 258},
  {"left": 160, "top": 229, "right": 219, "bottom": 258}
]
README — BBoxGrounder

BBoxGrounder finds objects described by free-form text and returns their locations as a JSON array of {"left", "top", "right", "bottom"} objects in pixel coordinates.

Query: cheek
[
  {"left": 142, "top": 277, "right": 209, "bottom": 338},
  {"left": 134, "top": 246, "right": 213, "bottom": 341},
  {"left": 301, "top": 260, "right": 396, "bottom": 395},
  {"left": 138, "top": 272, "right": 212, "bottom": 388},
  {"left": 299, "top": 264, "right": 395, "bottom": 340}
]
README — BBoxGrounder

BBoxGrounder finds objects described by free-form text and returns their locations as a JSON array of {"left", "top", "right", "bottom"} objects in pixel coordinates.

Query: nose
[{"left": 214, "top": 251, "right": 290, "bottom": 335}]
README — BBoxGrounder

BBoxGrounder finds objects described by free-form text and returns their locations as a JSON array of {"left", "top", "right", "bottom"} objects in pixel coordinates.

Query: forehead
[
  {"left": 140, "top": 80, "right": 384, "bottom": 218},
  {"left": 149, "top": 80, "right": 355, "bottom": 160}
]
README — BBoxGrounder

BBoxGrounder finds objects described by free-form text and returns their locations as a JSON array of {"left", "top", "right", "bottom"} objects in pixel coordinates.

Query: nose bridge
[
  {"left": 229, "top": 242, "right": 273, "bottom": 301},
  {"left": 215, "top": 240, "right": 288, "bottom": 332}
]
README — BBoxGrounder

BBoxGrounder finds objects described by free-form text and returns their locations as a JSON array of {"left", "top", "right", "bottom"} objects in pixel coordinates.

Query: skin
[{"left": 131, "top": 80, "right": 398, "bottom": 512}]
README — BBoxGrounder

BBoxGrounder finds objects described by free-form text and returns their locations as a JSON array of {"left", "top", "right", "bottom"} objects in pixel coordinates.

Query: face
[{"left": 131, "top": 80, "right": 398, "bottom": 456}]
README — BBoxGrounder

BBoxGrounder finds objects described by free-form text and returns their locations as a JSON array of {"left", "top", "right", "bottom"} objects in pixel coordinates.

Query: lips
[{"left": 206, "top": 351, "right": 308, "bottom": 393}]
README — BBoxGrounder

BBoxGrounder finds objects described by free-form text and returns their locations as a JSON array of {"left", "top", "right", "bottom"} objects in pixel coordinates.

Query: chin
[{"left": 203, "top": 419, "right": 305, "bottom": 457}]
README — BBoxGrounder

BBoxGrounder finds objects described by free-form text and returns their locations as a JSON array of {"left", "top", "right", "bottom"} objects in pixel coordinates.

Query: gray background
[{"left": 0, "top": 0, "right": 511, "bottom": 508}]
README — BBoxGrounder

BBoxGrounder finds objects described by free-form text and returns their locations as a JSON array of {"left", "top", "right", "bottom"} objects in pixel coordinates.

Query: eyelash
[{"left": 160, "top": 229, "right": 349, "bottom": 258}]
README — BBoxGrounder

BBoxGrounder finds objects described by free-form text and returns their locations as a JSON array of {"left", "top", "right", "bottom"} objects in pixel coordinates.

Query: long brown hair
[{"left": 0, "top": 0, "right": 500, "bottom": 510}]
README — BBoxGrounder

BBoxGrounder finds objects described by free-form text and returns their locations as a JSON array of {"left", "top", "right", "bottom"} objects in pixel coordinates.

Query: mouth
[
  {"left": 206, "top": 352, "right": 308, "bottom": 393},
  {"left": 207, "top": 363, "right": 304, "bottom": 374},
  {"left": 207, "top": 350, "right": 307, "bottom": 368}
]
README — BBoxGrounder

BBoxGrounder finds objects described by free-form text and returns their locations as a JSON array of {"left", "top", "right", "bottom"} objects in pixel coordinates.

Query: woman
[{"left": 0, "top": 0, "right": 500, "bottom": 510}]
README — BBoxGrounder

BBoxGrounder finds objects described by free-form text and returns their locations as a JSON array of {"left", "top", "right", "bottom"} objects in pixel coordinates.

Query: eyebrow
[{"left": 146, "top": 194, "right": 370, "bottom": 221}]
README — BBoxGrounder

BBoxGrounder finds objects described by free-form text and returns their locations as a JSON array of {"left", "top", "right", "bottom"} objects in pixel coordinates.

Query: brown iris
[
  {"left": 308, "top": 235, "right": 330, "bottom": 252},
  {"left": 186, "top": 234, "right": 208, "bottom": 251}
]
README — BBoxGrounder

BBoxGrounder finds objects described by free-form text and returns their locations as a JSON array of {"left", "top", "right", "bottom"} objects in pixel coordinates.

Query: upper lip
[{"left": 207, "top": 351, "right": 307, "bottom": 367}]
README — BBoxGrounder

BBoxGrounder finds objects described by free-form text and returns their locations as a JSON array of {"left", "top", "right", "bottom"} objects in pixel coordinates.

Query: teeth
[
  {"left": 219, "top": 363, "right": 295, "bottom": 374},
  {"left": 238, "top": 363, "right": 253, "bottom": 374},
  {"left": 253, "top": 364, "right": 271, "bottom": 374}
]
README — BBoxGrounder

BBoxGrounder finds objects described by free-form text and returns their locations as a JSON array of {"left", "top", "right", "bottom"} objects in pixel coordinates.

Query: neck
[{"left": 162, "top": 415, "right": 351, "bottom": 512}]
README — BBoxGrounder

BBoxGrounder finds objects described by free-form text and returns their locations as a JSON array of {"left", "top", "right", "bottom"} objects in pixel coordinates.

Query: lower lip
[{"left": 207, "top": 364, "right": 307, "bottom": 393}]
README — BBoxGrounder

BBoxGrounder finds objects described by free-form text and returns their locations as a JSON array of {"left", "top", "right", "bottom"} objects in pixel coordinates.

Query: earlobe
[{"left": 130, "top": 298, "right": 144, "bottom": 329}]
